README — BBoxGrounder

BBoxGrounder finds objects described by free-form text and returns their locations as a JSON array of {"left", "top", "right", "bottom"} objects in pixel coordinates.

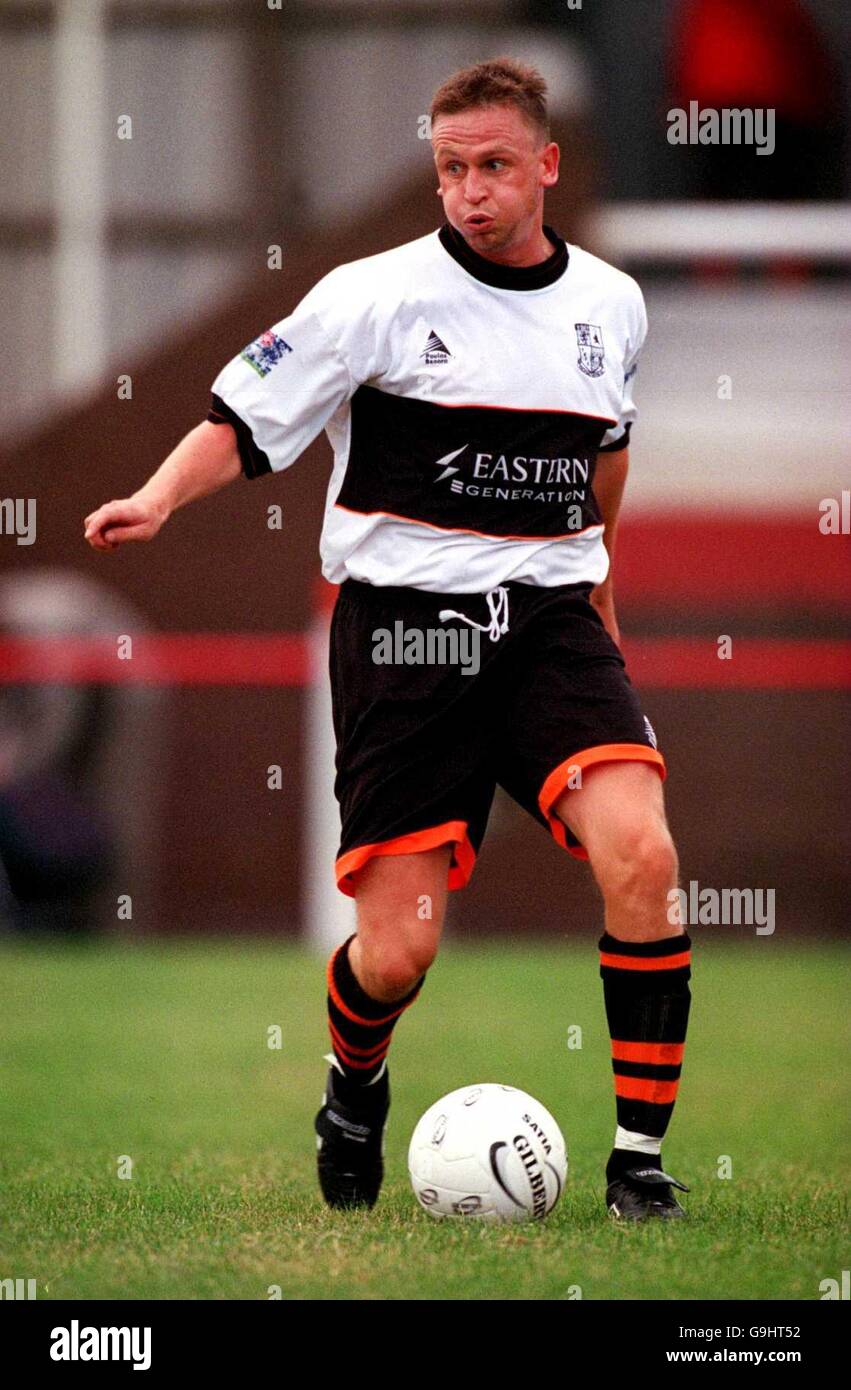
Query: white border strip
[
  {"left": 587, "top": 203, "right": 851, "bottom": 262},
  {"left": 303, "top": 598, "right": 356, "bottom": 956}
]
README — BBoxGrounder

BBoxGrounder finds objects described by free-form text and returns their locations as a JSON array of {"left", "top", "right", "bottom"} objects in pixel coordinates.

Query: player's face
[{"left": 432, "top": 104, "right": 559, "bottom": 263}]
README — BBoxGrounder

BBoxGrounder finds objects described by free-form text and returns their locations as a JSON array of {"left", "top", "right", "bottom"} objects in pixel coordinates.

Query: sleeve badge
[{"left": 240, "top": 329, "right": 293, "bottom": 378}]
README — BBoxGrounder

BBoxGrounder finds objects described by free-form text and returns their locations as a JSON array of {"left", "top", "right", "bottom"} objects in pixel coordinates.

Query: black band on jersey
[
  {"left": 598, "top": 422, "right": 632, "bottom": 453},
  {"left": 207, "top": 393, "right": 272, "bottom": 479},
  {"left": 438, "top": 221, "right": 569, "bottom": 290},
  {"left": 335, "top": 384, "right": 609, "bottom": 539}
]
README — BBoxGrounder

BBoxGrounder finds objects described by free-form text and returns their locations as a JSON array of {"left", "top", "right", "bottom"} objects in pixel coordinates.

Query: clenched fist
[{"left": 83, "top": 495, "right": 167, "bottom": 552}]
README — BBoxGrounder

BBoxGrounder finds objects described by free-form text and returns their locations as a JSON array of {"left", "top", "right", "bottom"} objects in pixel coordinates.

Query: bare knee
[
  {"left": 351, "top": 932, "right": 437, "bottom": 1001},
  {"left": 350, "top": 846, "right": 449, "bottom": 1000},
  {"left": 594, "top": 821, "right": 678, "bottom": 905}
]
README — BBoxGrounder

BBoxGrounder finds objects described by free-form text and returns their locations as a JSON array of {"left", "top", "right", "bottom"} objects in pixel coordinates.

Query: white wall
[{"left": 630, "top": 285, "right": 850, "bottom": 510}]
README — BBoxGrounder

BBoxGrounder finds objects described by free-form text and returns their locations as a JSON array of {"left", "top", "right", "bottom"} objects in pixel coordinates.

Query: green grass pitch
[{"left": 1, "top": 937, "right": 847, "bottom": 1301}]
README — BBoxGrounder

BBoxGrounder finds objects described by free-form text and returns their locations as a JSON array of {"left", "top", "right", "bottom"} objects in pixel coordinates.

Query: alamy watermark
[
  {"left": 667, "top": 103, "right": 775, "bottom": 156},
  {"left": 668, "top": 880, "right": 775, "bottom": 935},
  {"left": 0, "top": 1277, "right": 37, "bottom": 1299},
  {"left": 819, "top": 490, "right": 850, "bottom": 534},
  {"left": 50, "top": 1322, "right": 151, "bottom": 1370},
  {"left": 372, "top": 622, "right": 480, "bottom": 677},
  {"left": 0, "top": 497, "right": 36, "bottom": 545}
]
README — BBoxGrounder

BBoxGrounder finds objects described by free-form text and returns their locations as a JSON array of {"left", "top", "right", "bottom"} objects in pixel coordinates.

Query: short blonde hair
[{"left": 430, "top": 57, "right": 550, "bottom": 144}]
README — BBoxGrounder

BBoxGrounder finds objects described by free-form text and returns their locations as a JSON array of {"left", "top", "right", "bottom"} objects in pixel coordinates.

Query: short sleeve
[
  {"left": 598, "top": 286, "right": 648, "bottom": 454},
  {"left": 208, "top": 265, "right": 377, "bottom": 479}
]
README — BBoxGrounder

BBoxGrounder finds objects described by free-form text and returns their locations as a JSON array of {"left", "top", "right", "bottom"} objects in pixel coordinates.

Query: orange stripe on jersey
[
  {"left": 611, "top": 1040, "right": 685, "bottom": 1065},
  {"left": 432, "top": 401, "right": 618, "bottom": 425},
  {"left": 334, "top": 502, "right": 604, "bottom": 545},
  {"left": 614, "top": 1075, "right": 680, "bottom": 1105},
  {"left": 599, "top": 950, "right": 691, "bottom": 973}
]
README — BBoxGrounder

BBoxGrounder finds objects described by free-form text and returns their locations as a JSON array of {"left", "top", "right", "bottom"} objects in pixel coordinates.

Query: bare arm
[
  {"left": 84, "top": 420, "right": 241, "bottom": 551},
  {"left": 589, "top": 446, "right": 630, "bottom": 645}
]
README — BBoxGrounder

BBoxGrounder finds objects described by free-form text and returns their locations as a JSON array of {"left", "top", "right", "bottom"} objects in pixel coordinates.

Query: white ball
[{"left": 407, "top": 1083, "right": 567, "bottom": 1222}]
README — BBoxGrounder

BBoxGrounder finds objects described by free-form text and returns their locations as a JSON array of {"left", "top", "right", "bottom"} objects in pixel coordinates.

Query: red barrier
[
  {"left": 616, "top": 514, "right": 850, "bottom": 606},
  {"left": 0, "top": 634, "right": 847, "bottom": 688}
]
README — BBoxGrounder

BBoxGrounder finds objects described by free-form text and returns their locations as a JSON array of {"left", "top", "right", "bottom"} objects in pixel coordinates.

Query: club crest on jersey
[
  {"left": 240, "top": 329, "right": 293, "bottom": 378},
  {"left": 575, "top": 323, "right": 605, "bottom": 378}
]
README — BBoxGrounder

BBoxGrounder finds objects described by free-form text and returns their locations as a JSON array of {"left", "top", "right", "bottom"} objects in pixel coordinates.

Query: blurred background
[{"left": 1, "top": 0, "right": 849, "bottom": 941}]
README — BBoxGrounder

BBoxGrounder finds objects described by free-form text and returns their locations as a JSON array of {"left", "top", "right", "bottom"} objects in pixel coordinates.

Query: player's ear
[{"left": 540, "top": 141, "right": 560, "bottom": 187}]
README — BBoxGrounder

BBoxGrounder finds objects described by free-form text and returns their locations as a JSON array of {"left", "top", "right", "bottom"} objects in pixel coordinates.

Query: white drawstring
[{"left": 438, "top": 586, "right": 510, "bottom": 643}]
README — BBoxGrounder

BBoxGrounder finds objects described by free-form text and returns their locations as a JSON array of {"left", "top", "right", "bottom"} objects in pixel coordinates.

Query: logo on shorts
[
  {"left": 575, "top": 323, "right": 605, "bottom": 378},
  {"left": 644, "top": 716, "right": 658, "bottom": 750},
  {"left": 240, "top": 330, "right": 293, "bottom": 378}
]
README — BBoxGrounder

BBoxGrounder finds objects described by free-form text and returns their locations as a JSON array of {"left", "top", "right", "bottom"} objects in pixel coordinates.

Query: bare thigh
[
  {"left": 349, "top": 845, "right": 452, "bottom": 1000},
  {"left": 553, "top": 761, "right": 671, "bottom": 856},
  {"left": 553, "top": 761, "right": 680, "bottom": 942}
]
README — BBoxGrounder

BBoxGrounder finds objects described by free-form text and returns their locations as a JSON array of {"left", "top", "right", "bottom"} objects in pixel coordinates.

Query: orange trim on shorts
[
  {"left": 614, "top": 1075, "right": 680, "bottom": 1105},
  {"left": 600, "top": 949, "right": 691, "bottom": 972},
  {"left": 335, "top": 819, "right": 477, "bottom": 898},
  {"left": 538, "top": 743, "right": 667, "bottom": 861},
  {"left": 611, "top": 1040, "right": 685, "bottom": 1065}
]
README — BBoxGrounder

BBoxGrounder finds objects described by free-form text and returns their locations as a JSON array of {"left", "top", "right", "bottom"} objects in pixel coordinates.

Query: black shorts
[{"left": 329, "top": 577, "right": 665, "bottom": 897}]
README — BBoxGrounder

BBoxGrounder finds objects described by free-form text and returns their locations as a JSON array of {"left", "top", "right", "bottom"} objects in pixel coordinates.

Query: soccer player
[{"left": 84, "top": 59, "right": 691, "bottom": 1222}]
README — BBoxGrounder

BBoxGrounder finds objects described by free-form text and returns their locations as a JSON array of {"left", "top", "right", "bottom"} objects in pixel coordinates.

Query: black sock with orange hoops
[
  {"left": 326, "top": 933, "right": 425, "bottom": 1090},
  {"left": 598, "top": 930, "right": 692, "bottom": 1182}
]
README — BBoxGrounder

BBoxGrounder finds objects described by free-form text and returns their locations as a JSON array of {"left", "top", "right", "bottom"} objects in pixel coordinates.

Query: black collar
[{"left": 438, "top": 221, "right": 568, "bottom": 290}]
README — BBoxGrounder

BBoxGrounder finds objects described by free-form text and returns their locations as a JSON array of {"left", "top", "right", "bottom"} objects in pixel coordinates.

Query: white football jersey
[{"left": 209, "top": 223, "right": 647, "bottom": 593}]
